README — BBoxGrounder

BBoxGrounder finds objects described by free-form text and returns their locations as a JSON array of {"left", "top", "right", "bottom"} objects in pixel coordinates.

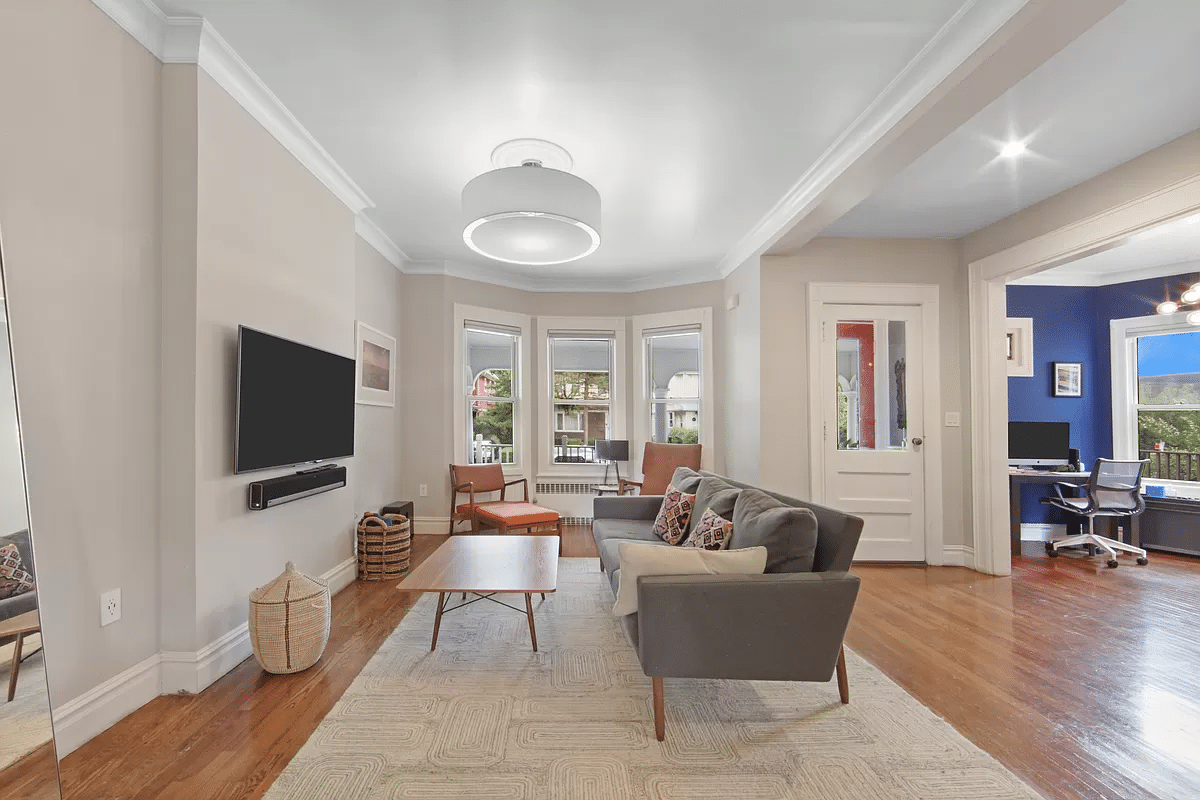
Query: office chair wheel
[
  {"left": 1045, "top": 543, "right": 1059, "bottom": 557},
  {"left": 1106, "top": 559, "right": 1119, "bottom": 568},
  {"left": 1137, "top": 556, "right": 1148, "bottom": 565}
]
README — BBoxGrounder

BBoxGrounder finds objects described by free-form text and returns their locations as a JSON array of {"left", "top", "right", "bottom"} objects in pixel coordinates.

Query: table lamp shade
[{"left": 596, "top": 439, "right": 629, "bottom": 462}]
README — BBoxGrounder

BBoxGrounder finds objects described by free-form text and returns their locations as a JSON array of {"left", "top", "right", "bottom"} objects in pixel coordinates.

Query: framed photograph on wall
[
  {"left": 1005, "top": 317, "right": 1034, "bottom": 377},
  {"left": 1052, "top": 361, "right": 1083, "bottom": 397},
  {"left": 355, "top": 322, "right": 396, "bottom": 406}
]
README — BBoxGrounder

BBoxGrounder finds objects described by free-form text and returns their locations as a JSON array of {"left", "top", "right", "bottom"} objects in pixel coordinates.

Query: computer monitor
[{"left": 1008, "top": 421, "right": 1070, "bottom": 467}]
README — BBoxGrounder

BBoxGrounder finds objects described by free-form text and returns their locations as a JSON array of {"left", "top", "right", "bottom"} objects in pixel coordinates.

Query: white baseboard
[
  {"left": 414, "top": 516, "right": 449, "bottom": 535},
  {"left": 1020, "top": 523, "right": 1066, "bottom": 542},
  {"left": 51, "top": 652, "right": 162, "bottom": 757},
  {"left": 55, "top": 554, "right": 359, "bottom": 754},
  {"left": 942, "top": 545, "right": 976, "bottom": 568}
]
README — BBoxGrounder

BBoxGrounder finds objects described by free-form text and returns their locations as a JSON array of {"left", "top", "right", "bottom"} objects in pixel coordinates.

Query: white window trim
[
  {"left": 454, "top": 304, "right": 532, "bottom": 478},
  {"left": 536, "top": 316, "right": 626, "bottom": 478},
  {"left": 632, "top": 308, "right": 715, "bottom": 477},
  {"left": 1111, "top": 312, "right": 1200, "bottom": 485}
]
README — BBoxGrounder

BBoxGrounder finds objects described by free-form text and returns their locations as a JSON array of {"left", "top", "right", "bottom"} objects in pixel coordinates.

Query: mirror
[{"left": 0, "top": 229, "right": 62, "bottom": 798}]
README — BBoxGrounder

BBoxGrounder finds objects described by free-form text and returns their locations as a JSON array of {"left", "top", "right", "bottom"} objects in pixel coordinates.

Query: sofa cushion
[
  {"left": 612, "top": 541, "right": 767, "bottom": 616},
  {"left": 688, "top": 476, "right": 740, "bottom": 536},
  {"left": 599, "top": 536, "right": 673, "bottom": 575},
  {"left": 729, "top": 487, "right": 819, "bottom": 573},
  {"left": 681, "top": 507, "right": 734, "bottom": 550},
  {"left": 652, "top": 485, "right": 695, "bottom": 545},
  {"left": 0, "top": 543, "right": 35, "bottom": 600},
  {"left": 592, "top": 517, "right": 659, "bottom": 546},
  {"left": 669, "top": 466, "right": 703, "bottom": 495}
]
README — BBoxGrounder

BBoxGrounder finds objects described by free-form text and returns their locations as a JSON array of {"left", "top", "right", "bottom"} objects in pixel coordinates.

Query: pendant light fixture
[{"left": 462, "top": 139, "right": 600, "bottom": 266}]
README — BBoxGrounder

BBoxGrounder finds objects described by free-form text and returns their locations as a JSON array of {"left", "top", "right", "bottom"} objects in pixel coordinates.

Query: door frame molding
[
  {"left": 966, "top": 172, "right": 1200, "bottom": 576},
  {"left": 807, "top": 282, "right": 944, "bottom": 565}
]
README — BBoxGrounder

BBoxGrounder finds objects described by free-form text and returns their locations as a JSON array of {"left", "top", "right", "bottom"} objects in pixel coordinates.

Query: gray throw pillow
[
  {"left": 729, "top": 487, "right": 819, "bottom": 573},
  {"left": 687, "top": 476, "right": 740, "bottom": 536},
  {"left": 669, "top": 467, "right": 703, "bottom": 495}
]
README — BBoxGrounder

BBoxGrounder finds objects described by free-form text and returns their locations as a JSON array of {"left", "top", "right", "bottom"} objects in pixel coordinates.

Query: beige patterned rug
[
  {"left": 264, "top": 559, "right": 1043, "bottom": 799},
  {"left": 0, "top": 633, "right": 54, "bottom": 772}
]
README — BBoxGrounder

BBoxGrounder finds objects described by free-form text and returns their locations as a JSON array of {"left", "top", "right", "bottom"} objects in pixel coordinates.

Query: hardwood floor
[{"left": 3, "top": 529, "right": 1197, "bottom": 799}]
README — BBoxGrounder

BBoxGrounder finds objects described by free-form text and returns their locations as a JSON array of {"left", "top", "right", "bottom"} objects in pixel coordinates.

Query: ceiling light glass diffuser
[
  {"left": 1188, "top": 310, "right": 1200, "bottom": 326},
  {"left": 999, "top": 141, "right": 1026, "bottom": 158},
  {"left": 1157, "top": 300, "right": 1179, "bottom": 315},
  {"left": 462, "top": 162, "right": 601, "bottom": 266}
]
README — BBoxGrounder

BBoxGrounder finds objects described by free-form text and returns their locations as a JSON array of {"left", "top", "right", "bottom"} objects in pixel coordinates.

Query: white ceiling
[
  {"left": 824, "top": 0, "right": 1200, "bottom": 240},
  {"left": 157, "top": 0, "right": 977, "bottom": 285},
  {"left": 1011, "top": 211, "right": 1200, "bottom": 286}
]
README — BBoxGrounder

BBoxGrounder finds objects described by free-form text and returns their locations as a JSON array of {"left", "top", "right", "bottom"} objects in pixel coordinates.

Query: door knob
[{"left": 911, "top": 437, "right": 923, "bottom": 447}]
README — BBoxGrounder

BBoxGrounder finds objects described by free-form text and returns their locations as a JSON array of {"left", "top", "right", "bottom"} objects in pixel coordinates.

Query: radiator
[{"left": 534, "top": 481, "right": 599, "bottom": 523}]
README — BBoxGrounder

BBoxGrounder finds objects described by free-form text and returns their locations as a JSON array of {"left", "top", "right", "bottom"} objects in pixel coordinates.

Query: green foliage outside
[
  {"left": 1137, "top": 375, "right": 1200, "bottom": 479},
  {"left": 472, "top": 369, "right": 513, "bottom": 446},
  {"left": 668, "top": 427, "right": 698, "bottom": 445}
]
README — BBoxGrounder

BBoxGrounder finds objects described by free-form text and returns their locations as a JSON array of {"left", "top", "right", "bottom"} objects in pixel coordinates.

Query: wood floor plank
[{"left": 3, "top": 529, "right": 1197, "bottom": 800}]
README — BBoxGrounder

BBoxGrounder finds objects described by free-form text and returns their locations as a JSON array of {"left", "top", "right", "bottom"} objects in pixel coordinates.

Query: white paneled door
[{"left": 817, "top": 302, "right": 929, "bottom": 561}]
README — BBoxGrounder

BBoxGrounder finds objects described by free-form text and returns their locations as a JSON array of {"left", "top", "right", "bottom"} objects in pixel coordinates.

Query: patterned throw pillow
[
  {"left": 682, "top": 507, "right": 735, "bottom": 550},
  {"left": 652, "top": 484, "right": 695, "bottom": 545},
  {"left": 0, "top": 543, "right": 35, "bottom": 600}
]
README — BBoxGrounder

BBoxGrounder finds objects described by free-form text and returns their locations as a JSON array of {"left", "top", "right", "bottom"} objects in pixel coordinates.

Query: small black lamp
[{"left": 595, "top": 439, "right": 629, "bottom": 486}]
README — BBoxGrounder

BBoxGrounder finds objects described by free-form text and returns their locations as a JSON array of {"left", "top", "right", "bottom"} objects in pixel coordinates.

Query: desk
[{"left": 1008, "top": 470, "right": 1142, "bottom": 554}]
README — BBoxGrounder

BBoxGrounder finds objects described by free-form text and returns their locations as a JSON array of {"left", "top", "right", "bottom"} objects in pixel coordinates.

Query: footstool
[{"left": 473, "top": 502, "right": 562, "bottom": 554}]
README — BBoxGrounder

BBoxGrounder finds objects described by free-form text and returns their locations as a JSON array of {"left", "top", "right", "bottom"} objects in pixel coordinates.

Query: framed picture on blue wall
[{"left": 1053, "top": 362, "right": 1083, "bottom": 397}]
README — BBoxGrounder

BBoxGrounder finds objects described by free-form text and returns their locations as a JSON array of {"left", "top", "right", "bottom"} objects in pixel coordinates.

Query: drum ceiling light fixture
[{"left": 462, "top": 139, "right": 601, "bottom": 266}]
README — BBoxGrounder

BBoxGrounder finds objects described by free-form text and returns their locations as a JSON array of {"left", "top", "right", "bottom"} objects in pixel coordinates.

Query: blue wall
[{"left": 1007, "top": 273, "right": 1192, "bottom": 523}]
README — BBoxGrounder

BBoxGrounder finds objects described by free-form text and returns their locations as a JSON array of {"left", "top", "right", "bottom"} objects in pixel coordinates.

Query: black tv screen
[{"left": 235, "top": 326, "right": 355, "bottom": 473}]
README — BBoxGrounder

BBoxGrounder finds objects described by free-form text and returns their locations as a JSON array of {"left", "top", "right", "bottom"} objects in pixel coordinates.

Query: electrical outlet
[
  {"left": 100, "top": 588, "right": 121, "bottom": 627},
  {"left": 419, "top": 484, "right": 428, "bottom": 497}
]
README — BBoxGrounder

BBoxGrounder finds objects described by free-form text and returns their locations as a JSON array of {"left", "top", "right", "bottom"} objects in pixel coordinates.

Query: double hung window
[
  {"left": 548, "top": 334, "right": 613, "bottom": 463},
  {"left": 464, "top": 323, "right": 519, "bottom": 465}
]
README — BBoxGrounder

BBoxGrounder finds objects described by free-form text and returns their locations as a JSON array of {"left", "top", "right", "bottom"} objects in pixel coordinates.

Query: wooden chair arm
[
  {"left": 618, "top": 478, "right": 642, "bottom": 495},
  {"left": 503, "top": 476, "right": 529, "bottom": 502}
]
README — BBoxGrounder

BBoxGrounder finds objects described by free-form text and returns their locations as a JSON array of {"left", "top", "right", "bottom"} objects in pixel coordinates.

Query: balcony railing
[
  {"left": 472, "top": 442, "right": 514, "bottom": 464},
  {"left": 554, "top": 444, "right": 596, "bottom": 463},
  {"left": 1140, "top": 450, "right": 1200, "bottom": 482}
]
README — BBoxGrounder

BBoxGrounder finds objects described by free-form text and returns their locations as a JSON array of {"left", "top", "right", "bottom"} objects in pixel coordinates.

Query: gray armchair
[{"left": 593, "top": 472, "right": 864, "bottom": 740}]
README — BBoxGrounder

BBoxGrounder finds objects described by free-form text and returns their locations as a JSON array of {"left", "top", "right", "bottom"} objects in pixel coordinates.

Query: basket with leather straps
[
  {"left": 248, "top": 561, "right": 330, "bottom": 674},
  {"left": 356, "top": 511, "right": 411, "bottom": 580}
]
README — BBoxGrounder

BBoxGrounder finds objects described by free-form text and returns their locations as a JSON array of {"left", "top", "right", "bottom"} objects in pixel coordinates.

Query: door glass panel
[{"left": 835, "top": 319, "right": 907, "bottom": 451}]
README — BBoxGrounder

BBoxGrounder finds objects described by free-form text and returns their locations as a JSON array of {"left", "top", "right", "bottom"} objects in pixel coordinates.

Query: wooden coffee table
[
  {"left": 397, "top": 535, "right": 558, "bottom": 651},
  {"left": 0, "top": 609, "right": 40, "bottom": 702}
]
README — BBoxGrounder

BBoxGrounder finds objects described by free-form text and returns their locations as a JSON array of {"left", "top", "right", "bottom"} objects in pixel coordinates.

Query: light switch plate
[{"left": 945, "top": 412, "right": 961, "bottom": 427}]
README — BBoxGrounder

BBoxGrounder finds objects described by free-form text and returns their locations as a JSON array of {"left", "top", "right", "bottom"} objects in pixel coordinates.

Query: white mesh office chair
[{"left": 1042, "top": 458, "right": 1149, "bottom": 568}]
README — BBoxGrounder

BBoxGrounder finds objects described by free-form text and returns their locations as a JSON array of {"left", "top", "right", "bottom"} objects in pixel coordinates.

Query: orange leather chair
[
  {"left": 619, "top": 442, "right": 703, "bottom": 496},
  {"left": 448, "top": 463, "right": 529, "bottom": 534}
]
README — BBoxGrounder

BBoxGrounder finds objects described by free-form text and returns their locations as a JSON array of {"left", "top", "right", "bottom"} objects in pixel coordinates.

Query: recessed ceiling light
[{"left": 999, "top": 141, "right": 1026, "bottom": 159}]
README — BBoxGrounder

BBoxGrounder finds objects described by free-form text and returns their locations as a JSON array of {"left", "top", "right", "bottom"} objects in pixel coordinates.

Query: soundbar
[{"left": 248, "top": 464, "right": 347, "bottom": 510}]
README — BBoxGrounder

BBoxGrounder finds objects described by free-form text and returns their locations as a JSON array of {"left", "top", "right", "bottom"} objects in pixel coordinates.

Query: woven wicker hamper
[
  {"left": 357, "top": 512, "right": 411, "bottom": 580},
  {"left": 248, "top": 562, "right": 330, "bottom": 674}
]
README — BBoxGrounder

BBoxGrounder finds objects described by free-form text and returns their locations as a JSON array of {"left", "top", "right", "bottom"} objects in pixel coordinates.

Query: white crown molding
[
  {"left": 355, "top": 215, "right": 409, "bottom": 270},
  {"left": 715, "top": 0, "right": 1031, "bottom": 278},
  {"left": 91, "top": 0, "right": 168, "bottom": 58},
  {"left": 91, "top": 1, "right": 374, "bottom": 215},
  {"left": 1009, "top": 257, "right": 1200, "bottom": 287},
  {"left": 405, "top": 259, "right": 723, "bottom": 294}
]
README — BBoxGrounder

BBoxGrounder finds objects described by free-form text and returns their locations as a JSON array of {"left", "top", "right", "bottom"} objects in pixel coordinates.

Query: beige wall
[
  {"left": 398, "top": 273, "right": 726, "bottom": 521},
  {"left": 761, "top": 238, "right": 970, "bottom": 548},
  {"left": 723, "top": 258, "right": 761, "bottom": 485},
  {"left": 192, "top": 70, "right": 359, "bottom": 645},
  {"left": 0, "top": 0, "right": 163, "bottom": 705}
]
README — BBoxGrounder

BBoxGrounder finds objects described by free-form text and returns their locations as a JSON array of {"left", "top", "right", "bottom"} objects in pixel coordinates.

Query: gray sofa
[
  {"left": 1, "top": 529, "right": 38, "bottom": 623},
  {"left": 592, "top": 470, "right": 864, "bottom": 740}
]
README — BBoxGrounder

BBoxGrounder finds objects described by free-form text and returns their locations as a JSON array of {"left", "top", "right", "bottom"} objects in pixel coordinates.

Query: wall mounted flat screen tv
[
  {"left": 235, "top": 326, "right": 355, "bottom": 473},
  {"left": 1008, "top": 421, "right": 1070, "bottom": 467}
]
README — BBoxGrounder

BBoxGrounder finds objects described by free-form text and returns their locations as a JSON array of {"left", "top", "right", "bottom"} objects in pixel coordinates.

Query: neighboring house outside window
[{"left": 549, "top": 335, "right": 613, "bottom": 463}]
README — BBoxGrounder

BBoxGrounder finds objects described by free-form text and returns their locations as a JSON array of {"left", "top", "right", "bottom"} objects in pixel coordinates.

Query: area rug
[
  {"left": 0, "top": 633, "right": 54, "bottom": 771},
  {"left": 264, "top": 559, "right": 1042, "bottom": 799}
]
